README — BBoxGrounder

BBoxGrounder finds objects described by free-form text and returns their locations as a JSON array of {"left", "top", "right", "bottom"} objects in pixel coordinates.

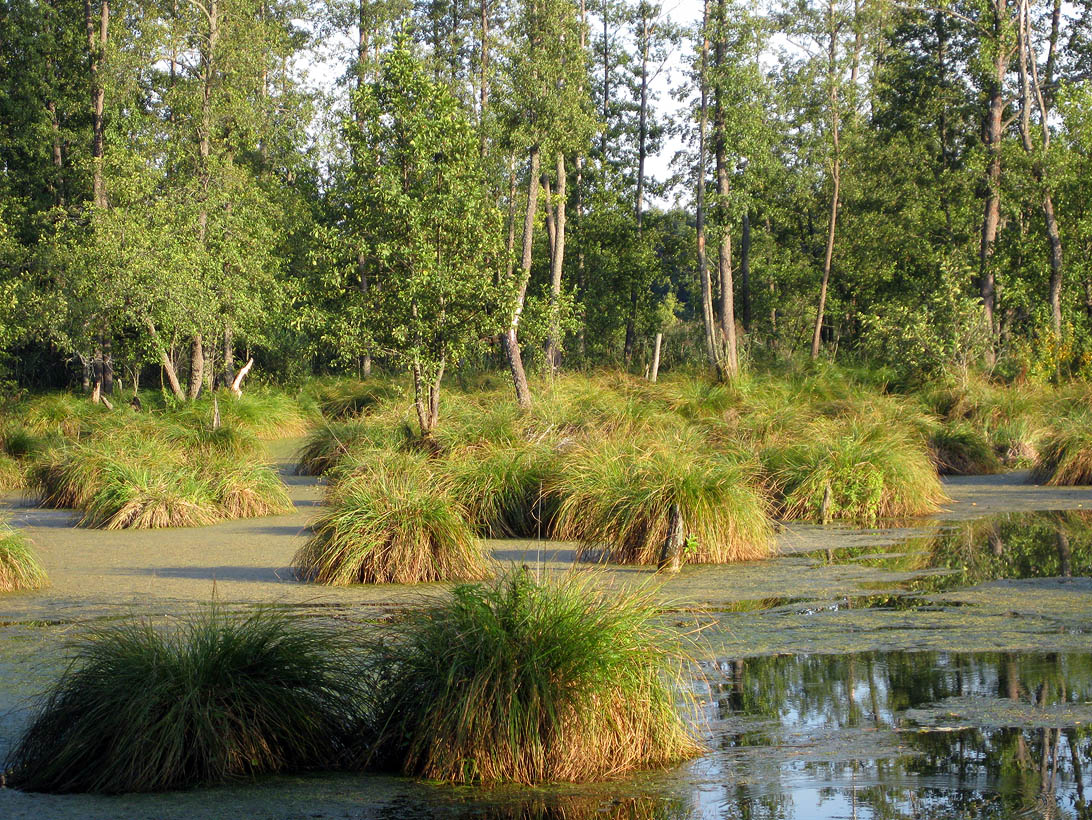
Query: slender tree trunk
[
  {"left": 811, "top": 0, "right": 841, "bottom": 361},
  {"left": 48, "top": 97, "right": 64, "bottom": 206},
  {"left": 696, "top": 0, "right": 717, "bottom": 368},
  {"left": 479, "top": 0, "right": 489, "bottom": 156},
  {"left": 145, "top": 319, "right": 186, "bottom": 400},
  {"left": 504, "top": 154, "right": 518, "bottom": 284},
  {"left": 741, "top": 211, "right": 751, "bottom": 331},
  {"left": 412, "top": 360, "right": 445, "bottom": 438},
  {"left": 979, "top": 0, "right": 1011, "bottom": 351},
  {"left": 625, "top": 4, "right": 652, "bottom": 367},
  {"left": 357, "top": 0, "right": 373, "bottom": 377},
  {"left": 504, "top": 146, "right": 541, "bottom": 409},
  {"left": 84, "top": 0, "right": 108, "bottom": 209},
  {"left": 188, "top": 335, "right": 204, "bottom": 400},
  {"left": 713, "top": 3, "right": 737, "bottom": 376},
  {"left": 546, "top": 153, "right": 567, "bottom": 373}
]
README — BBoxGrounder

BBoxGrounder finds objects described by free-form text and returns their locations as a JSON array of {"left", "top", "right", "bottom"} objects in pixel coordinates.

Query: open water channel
[{"left": 1, "top": 452, "right": 1090, "bottom": 819}]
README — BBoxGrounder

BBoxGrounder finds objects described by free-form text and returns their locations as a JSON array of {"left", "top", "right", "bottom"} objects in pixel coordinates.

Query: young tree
[{"left": 345, "top": 41, "right": 508, "bottom": 437}]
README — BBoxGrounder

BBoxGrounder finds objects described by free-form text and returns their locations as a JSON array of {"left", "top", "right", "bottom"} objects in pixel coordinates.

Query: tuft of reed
[
  {"left": 0, "top": 453, "right": 24, "bottom": 491},
  {"left": 764, "top": 420, "right": 946, "bottom": 523},
  {"left": 4, "top": 607, "right": 365, "bottom": 794},
  {"left": 293, "top": 455, "right": 489, "bottom": 585},
  {"left": 0, "top": 521, "right": 48, "bottom": 592},
  {"left": 928, "top": 421, "right": 1001, "bottom": 475},
  {"left": 309, "top": 378, "right": 402, "bottom": 420},
  {"left": 551, "top": 436, "right": 772, "bottom": 565},
  {"left": 364, "top": 569, "right": 703, "bottom": 784},
  {"left": 202, "top": 458, "right": 294, "bottom": 519},
  {"left": 1033, "top": 409, "right": 1092, "bottom": 486},
  {"left": 295, "top": 420, "right": 403, "bottom": 476},
  {"left": 171, "top": 424, "right": 261, "bottom": 459},
  {"left": 442, "top": 440, "right": 558, "bottom": 537},
  {"left": 79, "top": 463, "right": 220, "bottom": 530}
]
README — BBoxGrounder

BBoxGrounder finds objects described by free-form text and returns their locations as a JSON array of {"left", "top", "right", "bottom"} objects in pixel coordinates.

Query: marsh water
[{"left": 2, "top": 458, "right": 1092, "bottom": 819}]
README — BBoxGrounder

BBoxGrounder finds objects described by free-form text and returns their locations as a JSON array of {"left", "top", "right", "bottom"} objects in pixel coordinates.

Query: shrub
[
  {"left": 4, "top": 608, "right": 365, "bottom": 793},
  {"left": 1033, "top": 409, "right": 1092, "bottom": 485},
  {"left": 0, "top": 522, "right": 48, "bottom": 592},
  {"left": 764, "top": 420, "right": 946, "bottom": 523},
  {"left": 364, "top": 569, "right": 703, "bottom": 783},
  {"left": 551, "top": 436, "right": 772, "bottom": 565},
  {"left": 293, "top": 455, "right": 489, "bottom": 584}
]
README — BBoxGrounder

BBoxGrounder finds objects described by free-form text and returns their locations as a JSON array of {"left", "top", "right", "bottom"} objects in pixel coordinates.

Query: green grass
[
  {"left": 80, "top": 463, "right": 220, "bottom": 530},
  {"left": 0, "top": 521, "right": 48, "bottom": 592},
  {"left": 763, "top": 420, "right": 947, "bottom": 523},
  {"left": 202, "top": 458, "right": 294, "bottom": 519},
  {"left": 1033, "top": 408, "right": 1092, "bottom": 486},
  {"left": 363, "top": 569, "right": 702, "bottom": 783},
  {"left": 293, "top": 454, "right": 490, "bottom": 584},
  {"left": 0, "top": 453, "right": 24, "bottom": 491},
  {"left": 550, "top": 435, "right": 772, "bottom": 565},
  {"left": 442, "top": 440, "right": 558, "bottom": 537},
  {"left": 4, "top": 608, "right": 365, "bottom": 793},
  {"left": 306, "top": 377, "right": 403, "bottom": 420},
  {"left": 929, "top": 421, "right": 1002, "bottom": 476},
  {"left": 295, "top": 419, "right": 405, "bottom": 476}
]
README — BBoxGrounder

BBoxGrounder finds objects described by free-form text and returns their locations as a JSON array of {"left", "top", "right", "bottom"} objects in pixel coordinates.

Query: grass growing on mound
[
  {"left": 308, "top": 378, "right": 403, "bottom": 420},
  {"left": 1033, "top": 409, "right": 1092, "bottom": 485},
  {"left": 763, "top": 420, "right": 946, "bottom": 523},
  {"left": 4, "top": 608, "right": 364, "bottom": 794},
  {"left": 443, "top": 440, "right": 558, "bottom": 537},
  {"left": 293, "top": 455, "right": 489, "bottom": 584},
  {"left": 551, "top": 437, "right": 772, "bottom": 565},
  {"left": 80, "top": 463, "right": 220, "bottom": 530},
  {"left": 929, "top": 422, "right": 1001, "bottom": 475},
  {"left": 0, "top": 453, "right": 24, "bottom": 491},
  {"left": 365, "top": 569, "right": 702, "bottom": 783},
  {"left": 0, "top": 521, "right": 48, "bottom": 592},
  {"left": 295, "top": 419, "right": 405, "bottom": 476},
  {"left": 202, "top": 458, "right": 294, "bottom": 519}
]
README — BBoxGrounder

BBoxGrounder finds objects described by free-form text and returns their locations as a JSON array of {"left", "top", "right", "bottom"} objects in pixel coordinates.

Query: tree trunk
[
  {"left": 657, "top": 502, "right": 684, "bottom": 574},
  {"left": 146, "top": 319, "right": 186, "bottom": 400},
  {"left": 713, "top": 5, "right": 738, "bottom": 377},
  {"left": 479, "top": 0, "right": 489, "bottom": 156},
  {"left": 741, "top": 211, "right": 751, "bottom": 331},
  {"left": 84, "top": 0, "right": 108, "bottom": 209},
  {"left": 188, "top": 335, "right": 204, "bottom": 400},
  {"left": 696, "top": 0, "right": 717, "bottom": 369},
  {"left": 504, "top": 146, "right": 540, "bottom": 409},
  {"left": 979, "top": 0, "right": 1011, "bottom": 351},
  {"left": 546, "top": 153, "right": 567, "bottom": 374},
  {"left": 811, "top": 0, "right": 841, "bottom": 361},
  {"left": 412, "top": 360, "right": 445, "bottom": 438}
]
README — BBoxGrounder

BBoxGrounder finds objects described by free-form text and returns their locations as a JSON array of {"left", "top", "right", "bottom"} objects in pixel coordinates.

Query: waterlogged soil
[{"left": 1, "top": 442, "right": 1092, "bottom": 818}]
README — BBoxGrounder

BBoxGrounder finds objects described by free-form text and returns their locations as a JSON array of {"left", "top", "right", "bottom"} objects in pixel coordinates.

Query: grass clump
[
  {"left": 0, "top": 453, "right": 24, "bottom": 491},
  {"left": 1033, "top": 408, "right": 1092, "bottom": 485},
  {"left": 763, "top": 420, "right": 947, "bottom": 523},
  {"left": 365, "top": 569, "right": 702, "bottom": 783},
  {"left": 203, "top": 458, "right": 293, "bottom": 519},
  {"left": 443, "top": 440, "right": 558, "bottom": 537},
  {"left": 307, "top": 377, "right": 402, "bottom": 420},
  {"left": 0, "top": 521, "right": 48, "bottom": 592},
  {"left": 295, "top": 419, "right": 404, "bottom": 476},
  {"left": 551, "top": 437, "right": 771, "bottom": 565},
  {"left": 929, "top": 421, "right": 1001, "bottom": 475},
  {"left": 80, "top": 464, "right": 220, "bottom": 530},
  {"left": 293, "top": 455, "right": 489, "bottom": 584},
  {"left": 4, "top": 608, "right": 365, "bottom": 794}
]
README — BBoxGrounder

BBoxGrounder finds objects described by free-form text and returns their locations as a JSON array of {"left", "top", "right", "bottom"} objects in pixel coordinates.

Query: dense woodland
[{"left": 3, "top": 0, "right": 1092, "bottom": 413}]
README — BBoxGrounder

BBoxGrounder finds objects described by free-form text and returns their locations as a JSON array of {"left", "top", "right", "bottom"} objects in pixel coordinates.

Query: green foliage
[
  {"left": 4, "top": 608, "right": 365, "bottom": 793},
  {"left": 929, "top": 422, "right": 1002, "bottom": 476},
  {"left": 293, "top": 454, "right": 489, "bottom": 585},
  {"left": 364, "top": 569, "right": 702, "bottom": 783},
  {"left": 0, "top": 521, "right": 48, "bottom": 592}
]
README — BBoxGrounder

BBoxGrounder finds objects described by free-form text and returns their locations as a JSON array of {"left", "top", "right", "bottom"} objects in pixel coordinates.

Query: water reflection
[
  {"left": 695, "top": 651, "right": 1092, "bottom": 819},
  {"left": 825, "top": 510, "right": 1092, "bottom": 596}
]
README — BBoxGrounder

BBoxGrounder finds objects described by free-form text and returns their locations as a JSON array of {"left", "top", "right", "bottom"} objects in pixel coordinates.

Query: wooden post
[{"left": 650, "top": 333, "right": 663, "bottom": 382}]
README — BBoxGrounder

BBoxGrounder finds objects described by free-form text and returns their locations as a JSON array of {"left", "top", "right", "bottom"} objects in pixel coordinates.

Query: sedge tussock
[
  {"left": 4, "top": 608, "right": 365, "bottom": 793},
  {"left": 364, "top": 569, "right": 703, "bottom": 784},
  {"left": 293, "top": 455, "right": 489, "bottom": 584}
]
